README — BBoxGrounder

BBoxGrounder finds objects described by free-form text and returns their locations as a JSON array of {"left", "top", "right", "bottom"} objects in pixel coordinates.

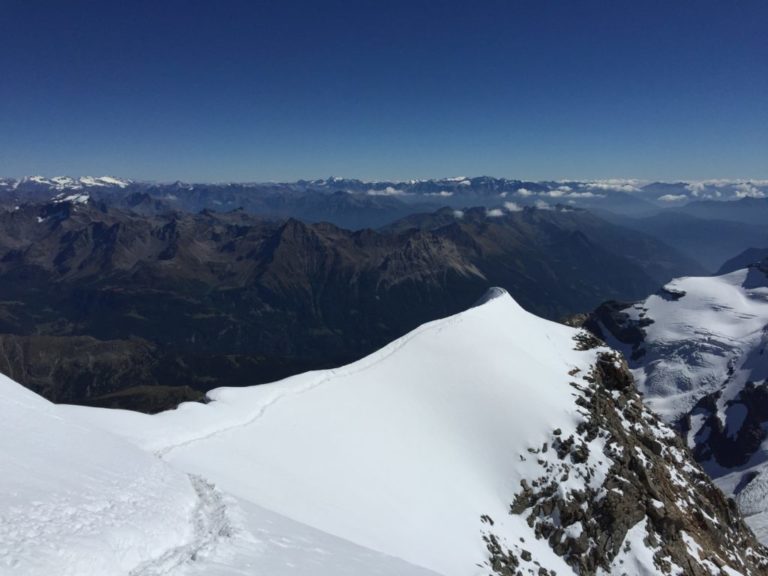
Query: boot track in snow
[{"left": 128, "top": 475, "right": 232, "bottom": 576}]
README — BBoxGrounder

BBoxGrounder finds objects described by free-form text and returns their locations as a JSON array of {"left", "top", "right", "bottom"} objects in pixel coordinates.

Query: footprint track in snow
[
  {"left": 128, "top": 475, "right": 231, "bottom": 576},
  {"left": 154, "top": 312, "right": 465, "bottom": 460}
]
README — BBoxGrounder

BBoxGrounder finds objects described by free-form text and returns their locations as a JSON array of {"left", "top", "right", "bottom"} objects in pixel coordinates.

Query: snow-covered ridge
[
  {"left": 66, "top": 290, "right": 767, "bottom": 575},
  {"left": 4, "top": 289, "right": 767, "bottom": 575},
  {"left": 0, "top": 366, "right": 435, "bottom": 576},
  {"left": 0, "top": 374, "right": 200, "bottom": 576},
  {"left": 13, "top": 175, "right": 131, "bottom": 190}
]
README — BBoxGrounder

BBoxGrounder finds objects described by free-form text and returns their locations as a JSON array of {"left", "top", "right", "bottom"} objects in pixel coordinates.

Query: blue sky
[{"left": 1, "top": 0, "right": 766, "bottom": 182}]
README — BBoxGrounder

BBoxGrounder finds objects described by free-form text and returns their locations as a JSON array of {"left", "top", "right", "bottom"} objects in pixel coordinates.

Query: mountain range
[
  {"left": 0, "top": 195, "right": 704, "bottom": 411},
  {"left": 3, "top": 176, "right": 766, "bottom": 272}
]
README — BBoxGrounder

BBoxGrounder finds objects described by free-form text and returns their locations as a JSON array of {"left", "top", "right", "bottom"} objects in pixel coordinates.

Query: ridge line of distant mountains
[{"left": 0, "top": 176, "right": 766, "bottom": 411}]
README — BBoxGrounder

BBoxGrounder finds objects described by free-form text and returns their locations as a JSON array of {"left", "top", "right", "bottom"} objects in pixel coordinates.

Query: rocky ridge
[{"left": 482, "top": 332, "right": 768, "bottom": 576}]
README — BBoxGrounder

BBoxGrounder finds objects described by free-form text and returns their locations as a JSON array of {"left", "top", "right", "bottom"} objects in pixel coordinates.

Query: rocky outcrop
[{"left": 482, "top": 335, "right": 768, "bottom": 575}]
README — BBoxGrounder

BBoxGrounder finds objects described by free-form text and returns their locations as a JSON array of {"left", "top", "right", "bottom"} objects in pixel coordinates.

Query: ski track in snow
[
  {"left": 128, "top": 475, "right": 232, "bottom": 576},
  {"left": 154, "top": 313, "right": 464, "bottom": 460}
]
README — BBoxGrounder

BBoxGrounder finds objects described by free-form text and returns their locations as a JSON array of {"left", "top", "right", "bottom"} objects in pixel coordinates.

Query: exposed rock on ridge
[{"left": 483, "top": 334, "right": 768, "bottom": 576}]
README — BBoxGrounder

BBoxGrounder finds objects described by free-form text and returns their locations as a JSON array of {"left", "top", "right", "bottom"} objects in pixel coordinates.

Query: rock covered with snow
[{"left": 585, "top": 261, "right": 768, "bottom": 545}]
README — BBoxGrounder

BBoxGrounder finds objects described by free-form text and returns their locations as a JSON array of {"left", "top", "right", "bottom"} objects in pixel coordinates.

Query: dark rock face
[
  {"left": 0, "top": 201, "right": 698, "bottom": 410},
  {"left": 687, "top": 382, "right": 768, "bottom": 469},
  {"left": 483, "top": 340, "right": 768, "bottom": 575}
]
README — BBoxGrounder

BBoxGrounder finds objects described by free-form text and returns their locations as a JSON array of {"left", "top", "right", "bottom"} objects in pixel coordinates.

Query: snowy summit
[{"left": 2, "top": 290, "right": 766, "bottom": 575}]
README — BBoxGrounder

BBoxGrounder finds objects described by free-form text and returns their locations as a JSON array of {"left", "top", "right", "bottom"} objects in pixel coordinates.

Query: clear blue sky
[{"left": 1, "top": 0, "right": 766, "bottom": 182}]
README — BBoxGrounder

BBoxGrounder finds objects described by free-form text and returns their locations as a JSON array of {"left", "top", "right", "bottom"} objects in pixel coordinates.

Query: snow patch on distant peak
[
  {"left": 18, "top": 175, "right": 130, "bottom": 190},
  {"left": 53, "top": 192, "right": 90, "bottom": 205}
]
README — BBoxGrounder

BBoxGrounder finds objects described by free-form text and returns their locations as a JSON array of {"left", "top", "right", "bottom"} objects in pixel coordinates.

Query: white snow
[
  {"left": 15, "top": 175, "right": 129, "bottom": 191},
  {"left": 607, "top": 268, "right": 768, "bottom": 422},
  {"left": 597, "top": 519, "right": 676, "bottom": 576},
  {"left": 63, "top": 289, "right": 599, "bottom": 576},
  {"left": 53, "top": 192, "right": 90, "bottom": 204},
  {"left": 2, "top": 288, "right": 700, "bottom": 575},
  {"left": 0, "top": 368, "right": 436, "bottom": 576},
  {"left": 0, "top": 374, "right": 198, "bottom": 576},
  {"left": 79, "top": 176, "right": 130, "bottom": 188}
]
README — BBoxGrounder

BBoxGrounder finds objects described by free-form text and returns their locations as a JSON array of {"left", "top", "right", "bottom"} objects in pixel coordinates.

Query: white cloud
[
  {"left": 685, "top": 180, "right": 767, "bottom": 199},
  {"left": 566, "top": 191, "right": 603, "bottom": 199},
  {"left": 685, "top": 182, "right": 706, "bottom": 196},
  {"left": 367, "top": 186, "right": 409, "bottom": 196},
  {"left": 734, "top": 183, "right": 766, "bottom": 199},
  {"left": 486, "top": 208, "right": 504, "bottom": 217},
  {"left": 658, "top": 194, "right": 688, "bottom": 202},
  {"left": 504, "top": 201, "right": 523, "bottom": 212},
  {"left": 535, "top": 200, "right": 552, "bottom": 210},
  {"left": 425, "top": 191, "right": 454, "bottom": 197},
  {"left": 586, "top": 179, "right": 643, "bottom": 193},
  {"left": 452, "top": 210, "right": 464, "bottom": 219},
  {"left": 515, "top": 186, "right": 604, "bottom": 200}
]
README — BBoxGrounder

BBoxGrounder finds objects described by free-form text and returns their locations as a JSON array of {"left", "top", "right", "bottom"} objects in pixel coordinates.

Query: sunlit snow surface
[
  {"left": 4, "top": 290, "right": 661, "bottom": 575},
  {"left": 0, "top": 376, "right": 197, "bottom": 576},
  {"left": 613, "top": 268, "right": 768, "bottom": 422}
]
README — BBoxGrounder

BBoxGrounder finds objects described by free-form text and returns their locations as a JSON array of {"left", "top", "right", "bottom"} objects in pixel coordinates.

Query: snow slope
[
  {"left": 0, "top": 373, "right": 199, "bottom": 575},
  {"left": 607, "top": 266, "right": 768, "bottom": 421},
  {"left": 0, "top": 370, "right": 438, "bottom": 576},
  {"left": 69, "top": 290, "right": 592, "bottom": 576}
]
